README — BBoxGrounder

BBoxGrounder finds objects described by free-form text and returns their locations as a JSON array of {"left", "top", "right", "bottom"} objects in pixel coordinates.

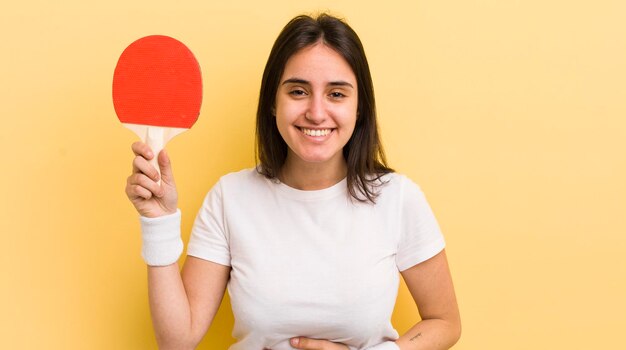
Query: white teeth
[{"left": 302, "top": 128, "right": 331, "bottom": 137}]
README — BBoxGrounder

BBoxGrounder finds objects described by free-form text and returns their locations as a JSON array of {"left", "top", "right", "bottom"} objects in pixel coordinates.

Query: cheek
[
  {"left": 274, "top": 110, "right": 298, "bottom": 141},
  {"left": 335, "top": 105, "right": 358, "bottom": 127},
  {"left": 274, "top": 115, "right": 289, "bottom": 138},
  {"left": 276, "top": 109, "right": 307, "bottom": 136}
]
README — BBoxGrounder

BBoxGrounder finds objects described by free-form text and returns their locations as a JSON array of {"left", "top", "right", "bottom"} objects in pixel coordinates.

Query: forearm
[
  {"left": 396, "top": 250, "right": 461, "bottom": 350},
  {"left": 148, "top": 264, "right": 199, "bottom": 350},
  {"left": 139, "top": 208, "right": 196, "bottom": 349},
  {"left": 394, "top": 318, "right": 461, "bottom": 350}
]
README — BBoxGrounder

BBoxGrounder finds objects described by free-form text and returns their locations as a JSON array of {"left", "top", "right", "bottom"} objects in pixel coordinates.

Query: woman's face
[{"left": 275, "top": 43, "right": 358, "bottom": 170}]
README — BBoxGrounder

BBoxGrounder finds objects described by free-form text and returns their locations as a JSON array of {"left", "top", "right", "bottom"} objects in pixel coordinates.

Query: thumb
[{"left": 158, "top": 149, "right": 175, "bottom": 185}]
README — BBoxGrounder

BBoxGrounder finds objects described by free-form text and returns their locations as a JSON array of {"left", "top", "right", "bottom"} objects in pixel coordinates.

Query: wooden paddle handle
[
  {"left": 145, "top": 127, "right": 164, "bottom": 184},
  {"left": 122, "top": 123, "right": 188, "bottom": 186}
]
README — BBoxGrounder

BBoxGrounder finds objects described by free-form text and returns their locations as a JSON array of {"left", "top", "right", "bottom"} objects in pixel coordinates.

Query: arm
[
  {"left": 290, "top": 250, "right": 460, "bottom": 350},
  {"left": 395, "top": 249, "right": 461, "bottom": 350},
  {"left": 149, "top": 257, "right": 230, "bottom": 350},
  {"left": 126, "top": 142, "right": 230, "bottom": 349}
]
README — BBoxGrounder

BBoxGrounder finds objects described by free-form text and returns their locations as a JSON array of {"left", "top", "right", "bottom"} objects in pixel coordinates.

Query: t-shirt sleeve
[
  {"left": 395, "top": 177, "right": 446, "bottom": 271},
  {"left": 186, "top": 181, "right": 231, "bottom": 266}
]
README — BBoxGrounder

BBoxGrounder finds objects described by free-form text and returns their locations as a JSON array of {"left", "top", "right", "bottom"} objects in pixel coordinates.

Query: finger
[
  {"left": 126, "top": 173, "right": 163, "bottom": 199},
  {"left": 291, "top": 337, "right": 325, "bottom": 349},
  {"left": 157, "top": 149, "right": 175, "bottom": 186},
  {"left": 132, "top": 154, "right": 160, "bottom": 182},
  {"left": 131, "top": 141, "right": 154, "bottom": 160},
  {"left": 126, "top": 182, "right": 153, "bottom": 200}
]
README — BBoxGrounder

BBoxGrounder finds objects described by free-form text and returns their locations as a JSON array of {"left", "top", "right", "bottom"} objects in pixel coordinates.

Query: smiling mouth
[{"left": 299, "top": 127, "right": 333, "bottom": 137}]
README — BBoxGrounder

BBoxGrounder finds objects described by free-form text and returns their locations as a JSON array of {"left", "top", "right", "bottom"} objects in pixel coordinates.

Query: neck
[{"left": 279, "top": 155, "right": 347, "bottom": 191}]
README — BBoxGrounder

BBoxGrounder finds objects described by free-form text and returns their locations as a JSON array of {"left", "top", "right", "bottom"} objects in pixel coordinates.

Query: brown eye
[{"left": 289, "top": 89, "right": 307, "bottom": 96}]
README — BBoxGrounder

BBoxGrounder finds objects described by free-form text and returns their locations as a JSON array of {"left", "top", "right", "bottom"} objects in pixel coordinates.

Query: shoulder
[
  {"left": 199, "top": 168, "right": 269, "bottom": 209},
  {"left": 217, "top": 168, "right": 267, "bottom": 187},
  {"left": 369, "top": 172, "right": 432, "bottom": 212},
  {"left": 376, "top": 172, "right": 423, "bottom": 197},
  {"left": 213, "top": 167, "right": 273, "bottom": 197},
  {"left": 218, "top": 168, "right": 264, "bottom": 185}
]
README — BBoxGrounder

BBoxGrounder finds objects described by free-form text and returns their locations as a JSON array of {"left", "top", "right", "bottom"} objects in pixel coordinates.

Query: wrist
[{"left": 140, "top": 209, "right": 183, "bottom": 266}]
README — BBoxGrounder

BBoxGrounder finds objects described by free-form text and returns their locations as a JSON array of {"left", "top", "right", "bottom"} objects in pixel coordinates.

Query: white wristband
[
  {"left": 140, "top": 209, "right": 183, "bottom": 266},
  {"left": 365, "top": 341, "right": 400, "bottom": 350}
]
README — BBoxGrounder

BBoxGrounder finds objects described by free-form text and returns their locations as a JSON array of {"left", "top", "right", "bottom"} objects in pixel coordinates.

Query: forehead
[{"left": 281, "top": 43, "right": 356, "bottom": 84}]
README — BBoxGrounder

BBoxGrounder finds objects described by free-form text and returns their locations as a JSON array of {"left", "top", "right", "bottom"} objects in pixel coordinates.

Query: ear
[{"left": 271, "top": 106, "right": 276, "bottom": 117}]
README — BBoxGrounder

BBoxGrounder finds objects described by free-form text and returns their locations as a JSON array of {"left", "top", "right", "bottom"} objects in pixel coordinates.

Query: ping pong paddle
[{"left": 113, "top": 35, "right": 202, "bottom": 182}]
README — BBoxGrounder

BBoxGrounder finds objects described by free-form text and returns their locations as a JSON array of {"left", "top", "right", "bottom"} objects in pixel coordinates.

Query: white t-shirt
[{"left": 187, "top": 169, "right": 445, "bottom": 350}]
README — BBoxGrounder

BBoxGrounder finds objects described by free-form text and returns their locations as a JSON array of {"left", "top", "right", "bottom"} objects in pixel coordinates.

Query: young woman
[{"left": 126, "top": 13, "right": 461, "bottom": 350}]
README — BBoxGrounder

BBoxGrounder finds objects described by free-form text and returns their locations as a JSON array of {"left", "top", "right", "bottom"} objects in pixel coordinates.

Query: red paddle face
[{"left": 113, "top": 35, "right": 202, "bottom": 129}]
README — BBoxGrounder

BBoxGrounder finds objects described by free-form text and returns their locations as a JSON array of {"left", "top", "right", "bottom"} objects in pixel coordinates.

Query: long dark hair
[{"left": 256, "top": 13, "right": 393, "bottom": 203}]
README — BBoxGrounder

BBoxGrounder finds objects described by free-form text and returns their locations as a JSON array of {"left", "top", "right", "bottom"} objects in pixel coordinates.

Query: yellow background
[{"left": 1, "top": 1, "right": 624, "bottom": 349}]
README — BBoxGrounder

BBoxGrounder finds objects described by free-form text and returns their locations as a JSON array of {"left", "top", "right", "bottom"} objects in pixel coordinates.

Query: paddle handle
[
  {"left": 146, "top": 127, "right": 164, "bottom": 184},
  {"left": 122, "top": 123, "right": 188, "bottom": 186}
]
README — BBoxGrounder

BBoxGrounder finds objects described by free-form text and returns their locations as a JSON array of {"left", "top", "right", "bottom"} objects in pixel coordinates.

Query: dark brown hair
[{"left": 256, "top": 13, "right": 393, "bottom": 203}]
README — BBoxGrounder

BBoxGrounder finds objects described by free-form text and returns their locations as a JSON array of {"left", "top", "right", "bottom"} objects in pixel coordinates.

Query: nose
[{"left": 305, "top": 95, "right": 326, "bottom": 124}]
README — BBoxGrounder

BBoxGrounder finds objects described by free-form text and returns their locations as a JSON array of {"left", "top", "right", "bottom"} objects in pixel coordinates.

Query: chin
[
  {"left": 299, "top": 155, "right": 331, "bottom": 163},
  {"left": 296, "top": 151, "right": 342, "bottom": 165}
]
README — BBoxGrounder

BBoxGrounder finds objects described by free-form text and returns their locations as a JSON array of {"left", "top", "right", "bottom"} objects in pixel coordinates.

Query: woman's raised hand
[{"left": 125, "top": 141, "right": 178, "bottom": 218}]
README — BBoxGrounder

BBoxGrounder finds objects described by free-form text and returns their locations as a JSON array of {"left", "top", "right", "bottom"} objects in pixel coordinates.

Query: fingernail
[{"left": 291, "top": 338, "right": 299, "bottom": 346}]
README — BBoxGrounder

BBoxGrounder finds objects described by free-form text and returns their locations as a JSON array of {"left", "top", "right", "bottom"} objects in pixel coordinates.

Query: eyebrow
[{"left": 281, "top": 78, "right": 354, "bottom": 89}]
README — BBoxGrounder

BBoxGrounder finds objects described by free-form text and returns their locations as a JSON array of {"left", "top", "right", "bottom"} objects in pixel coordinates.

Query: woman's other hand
[
  {"left": 125, "top": 141, "right": 178, "bottom": 218},
  {"left": 290, "top": 337, "right": 351, "bottom": 350}
]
